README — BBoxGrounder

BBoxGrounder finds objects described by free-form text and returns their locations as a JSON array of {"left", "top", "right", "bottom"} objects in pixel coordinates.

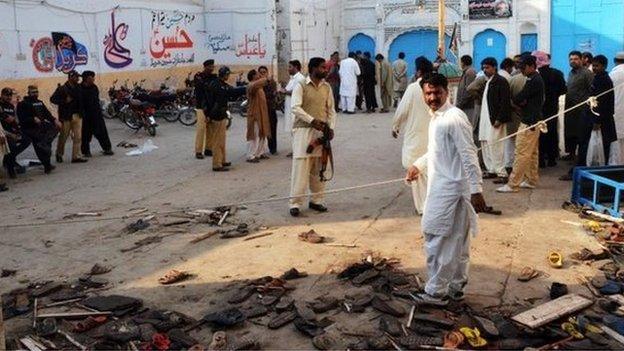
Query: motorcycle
[
  {"left": 122, "top": 99, "right": 158, "bottom": 136},
  {"left": 102, "top": 79, "right": 131, "bottom": 119},
  {"left": 131, "top": 78, "right": 179, "bottom": 123}
]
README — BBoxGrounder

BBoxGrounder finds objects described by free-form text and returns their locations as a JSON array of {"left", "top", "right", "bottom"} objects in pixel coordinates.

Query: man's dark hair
[
  {"left": 481, "top": 57, "right": 498, "bottom": 68},
  {"left": 569, "top": 50, "right": 582, "bottom": 59},
  {"left": 593, "top": 54, "right": 608, "bottom": 67},
  {"left": 520, "top": 55, "right": 537, "bottom": 68},
  {"left": 513, "top": 54, "right": 522, "bottom": 59},
  {"left": 375, "top": 54, "right": 384, "bottom": 60},
  {"left": 247, "top": 69, "right": 257, "bottom": 82},
  {"left": 521, "top": 51, "right": 532, "bottom": 57},
  {"left": 415, "top": 56, "right": 434, "bottom": 75},
  {"left": 1, "top": 88, "right": 14, "bottom": 97},
  {"left": 582, "top": 52, "right": 594, "bottom": 61},
  {"left": 420, "top": 73, "right": 448, "bottom": 91},
  {"left": 460, "top": 55, "right": 473, "bottom": 66},
  {"left": 355, "top": 50, "right": 362, "bottom": 55},
  {"left": 67, "top": 70, "right": 79, "bottom": 78},
  {"left": 331, "top": 51, "right": 339, "bottom": 56},
  {"left": 398, "top": 52, "right": 405, "bottom": 59},
  {"left": 218, "top": 66, "right": 231, "bottom": 78},
  {"left": 203, "top": 59, "right": 214, "bottom": 67},
  {"left": 348, "top": 52, "right": 356, "bottom": 58},
  {"left": 308, "top": 57, "right": 326, "bottom": 73},
  {"left": 364, "top": 52, "right": 371, "bottom": 59},
  {"left": 258, "top": 65, "right": 268, "bottom": 72},
  {"left": 289, "top": 60, "right": 302, "bottom": 71},
  {"left": 500, "top": 58, "right": 514, "bottom": 70},
  {"left": 82, "top": 70, "right": 95, "bottom": 78}
]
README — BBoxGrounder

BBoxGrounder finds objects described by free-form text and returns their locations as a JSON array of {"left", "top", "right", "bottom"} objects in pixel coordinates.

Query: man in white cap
[{"left": 610, "top": 52, "right": 624, "bottom": 162}]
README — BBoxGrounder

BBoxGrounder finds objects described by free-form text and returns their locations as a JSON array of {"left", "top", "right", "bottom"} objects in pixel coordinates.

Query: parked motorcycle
[
  {"left": 102, "top": 79, "right": 132, "bottom": 120},
  {"left": 122, "top": 99, "right": 158, "bottom": 136},
  {"left": 131, "top": 78, "right": 179, "bottom": 123}
]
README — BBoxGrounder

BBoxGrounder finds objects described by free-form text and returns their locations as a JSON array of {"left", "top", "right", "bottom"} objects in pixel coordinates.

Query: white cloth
[
  {"left": 340, "top": 96, "right": 356, "bottom": 112},
  {"left": 478, "top": 78, "right": 493, "bottom": 142},
  {"left": 247, "top": 123, "right": 268, "bottom": 159},
  {"left": 392, "top": 79, "right": 430, "bottom": 169},
  {"left": 498, "top": 69, "right": 512, "bottom": 82},
  {"left": 289, "top": 157, "right": 325, "bottom": 208},
  {"left": 411, "top": 175, "right": 428, "bottom": 215},
  {"left": 610, "top": 64, "right": 624, "bottom": 139},
  {"left": 284, "top": 72, "right": 306, "bottom": 133},
  {"left": 424, "top": 199, "right": 471, "bottom": 297},
  {"left": 504, "top": 137, "right": 516, "bottom": 168},
  {"left": 414, "top": 101, "right": 482, "bottom": 237},
  {"left": 479, "top": 77, "right": 507, "bottom": 176},
  {"left": 338, "top": 57, "right": 361, "bottom": 97}
]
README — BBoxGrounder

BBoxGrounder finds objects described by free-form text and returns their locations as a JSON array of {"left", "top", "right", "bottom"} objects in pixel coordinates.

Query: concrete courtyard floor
[{"left": 1, "top": 109, "right": 602, "bottom": 348}]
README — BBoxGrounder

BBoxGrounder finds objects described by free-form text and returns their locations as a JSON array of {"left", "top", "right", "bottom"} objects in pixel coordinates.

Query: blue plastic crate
[{"left": 571, "top": 166, "right": 624, "bottom": 218}]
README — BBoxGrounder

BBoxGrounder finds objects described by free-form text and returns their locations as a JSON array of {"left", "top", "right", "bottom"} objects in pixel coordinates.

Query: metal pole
[{"left": 438, "top": 0, "right": 445, "bottom": 57}]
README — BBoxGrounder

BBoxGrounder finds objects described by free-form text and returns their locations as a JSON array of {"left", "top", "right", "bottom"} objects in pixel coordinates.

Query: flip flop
[
  {"left": 459, "top": 327, "right": 487, "bottom": 348},
  {"left": 548, "top": 251, "right": 563, "bottom": 268},
  {"left": 158, "top": 270, "right": 191, "bottom": 285},
  {"left": 517, "top": 266, "right": 539, "bottom": 282},
  {"left": 561, "top": 322, "right": 584, "bottom": 339},
  {"left": 443, "top": 331, "right": 465, "bottom": 349},
  {"left": 208, "top": 331, "right": 227, "bottom": 350}
]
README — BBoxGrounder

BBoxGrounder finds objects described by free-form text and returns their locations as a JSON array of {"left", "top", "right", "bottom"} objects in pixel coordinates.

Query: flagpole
[{"left": 438, "top": 0, "right": 446, "bottom": 57}]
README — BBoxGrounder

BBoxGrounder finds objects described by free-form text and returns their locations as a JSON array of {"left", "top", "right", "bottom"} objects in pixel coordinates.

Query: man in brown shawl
[{"left": 246, "top": 69, "right": 272, "bottom": 162}]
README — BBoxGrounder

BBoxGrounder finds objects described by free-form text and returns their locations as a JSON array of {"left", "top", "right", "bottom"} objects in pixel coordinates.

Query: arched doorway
[
  {"left": 473, "top": 29, "right": 507, "bottom": 68},
  {"left": 347, "top": 33, "right": 376, "bottom": 57},
  {"left": 388, "top": 30, "right": 451, "bottom": 78}
]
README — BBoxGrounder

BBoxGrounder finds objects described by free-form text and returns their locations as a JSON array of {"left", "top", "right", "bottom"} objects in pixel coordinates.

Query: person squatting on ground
[
  {"left": 194, "top": 59, "right": 218, "bottom": 159},
  {"left": 245, "top": 69, "right": 272, "bottom": 162},
  {"left": 392, "top": 56, "right": 434, "bottom": 215},
  {"left": 80, "top": 71, "right": 114, "bottom": 158},
  {"left": 17, "top": 85, "right": 60, "bottom": 175},
  {"left": 51, "top": 70, "right": 87, "bottom": 164},
  {"left": 405, "top": 73, "right": 487, "bottom": 305},
  {"left": 289, "top": 57, "right": 336, "bottom": 217}
]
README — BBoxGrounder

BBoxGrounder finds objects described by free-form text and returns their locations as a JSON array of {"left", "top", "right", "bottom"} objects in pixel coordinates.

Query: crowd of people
[{"left": 0, "top": 70, "right": 113, "bottom": 191}]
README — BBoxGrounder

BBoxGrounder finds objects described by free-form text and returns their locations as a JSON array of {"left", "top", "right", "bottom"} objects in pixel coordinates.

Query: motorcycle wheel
[
  {"left": 103, "top": 102, "right": 117, "bottom": 119},
  {"left": 147, "top": 125, "right": 157, "bottom": 136},
  {"left": 238, "top": 107, "right": 247, "bottom": 118},
  {"left": 178, "top": 108, "right": 197, "bottom": 126},
  {"left": 226, "top": 116, "right": 232, "bottom": 130},
  {"left": 124, "top": 112, "right": 142, "bottom": 130},
  {"left": 160, "top": 102, "right": 179, "bottom": 122}
]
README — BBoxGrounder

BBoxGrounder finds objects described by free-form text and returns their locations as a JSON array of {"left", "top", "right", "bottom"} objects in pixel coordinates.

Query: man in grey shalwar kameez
[{"left": 406, "top": 73, "right": 488, "bottom": 305}]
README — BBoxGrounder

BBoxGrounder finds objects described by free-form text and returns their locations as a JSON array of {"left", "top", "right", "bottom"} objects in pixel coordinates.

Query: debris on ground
[
  {"left": 158, "top": 270, "right": 193, "bottom": 285},
  {"left": 1, "top": 269, "right": 17, "bottom": 278},
  {"left": 298, "top": 229, "right": 325, "bottom": 244},
  {"left": 126, "top": 218, "right": 151, "bottom": 233},
  {"left": 89, "top": 264, "right": 112, "bottom": 276},
  {"left": 62, "top": 212, "right": 102, "bottom": 219},
  {"left": 117, "top": 141, "right": 138, "bottom": 148}
]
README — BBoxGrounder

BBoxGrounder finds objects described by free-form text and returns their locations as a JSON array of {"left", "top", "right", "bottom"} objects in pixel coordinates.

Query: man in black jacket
[
  {"left": 80, "top": 71, "right": 113, "bottom": 157},
  {"left": 479, "top": 57, "right": 511, "bottom": 180},
  {"left": 206, "top": 67, "right": 246, "bottom": 171},
  {"left": 194, "top": 60, "right": 218, "bottom": 159},
  {"left": 361, "top": 52, "right": 378, "bottom": 113},
  {"left": 50, "top": 70, "right": 87, "bottom": 163},
  {"left": 535, "top": 52, "right": 566, "bottom": 168},
  {"left": 17, "top": 85, "right": 60, "bottom": 174},
  {"left": 498, "top": 55, "right": 545, "bottom": 193},
  {"left": 1, "top": 88, "right": 29, "bottom": 178}
]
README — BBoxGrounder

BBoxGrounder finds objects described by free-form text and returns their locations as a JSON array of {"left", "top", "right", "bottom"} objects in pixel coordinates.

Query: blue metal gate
[
  {"left": 521, "top": 33, "right": 538, "bottom": 53},
  {"left": 388, "top": 30, "right": 451, "bottom": 78},
  {"left": 473, "top": 29, "right": 507, "bottom": 68},
  {"left": 347, "top": 33, "right": 376, "bottom": 56},
  {"left": 551, "top": 0, "right": 624, "bottom": 73}
]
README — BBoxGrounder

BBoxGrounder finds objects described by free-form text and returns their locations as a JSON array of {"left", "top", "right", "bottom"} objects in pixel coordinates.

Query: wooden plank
[
  {"left": 511, "top": 294, "right": 593, "bottom": 328},
  {"left": 602, "top": 326, "right": 624, "bottom": 345},
  {"left": 36, "top": 311, "right": 112, "bottom": 319},
  {"left": 189, "top": 230, "right": 220, "bottom": 244}
]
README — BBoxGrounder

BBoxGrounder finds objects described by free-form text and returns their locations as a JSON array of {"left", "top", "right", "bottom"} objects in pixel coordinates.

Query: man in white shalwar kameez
[
  {"left": 392, "top": 57, "right": 434, "bottom": 214},
  {"left": 289, "top": 58, "right": 337, "bottom": 217},
  {"left": 338, "top": 52, "right": 361, "bottom": 114},
  {"left": 282, "top": 60, "right": 307, "bottom": 133},
  {"left": 406, "top": 73, "right": 487, "bottom": 305},
  {"left": 610, "top": 52, "right": 624, "bottom": 163}
]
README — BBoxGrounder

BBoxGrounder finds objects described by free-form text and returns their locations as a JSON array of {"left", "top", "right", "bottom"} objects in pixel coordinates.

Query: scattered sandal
[
  {"left": 459, "top": 327, "right": 487, "bottom": 348},
  {"left": 548, "top": 251, "right": 563, "bottom": 268},
  {"left": 298, "top": 230, "right": 325, "bottom": 244},
  {"left": 443, "top": 331, "right": 465, "bottom": 349},
  {"left": 517, "top": 266, "right": 539, "bottom": 282},
  {"left": 158, "top": 270, "right": 191, "bottom": 285},
  {"left": 561, "top": 321, "right": 584, "bottom": 339}
]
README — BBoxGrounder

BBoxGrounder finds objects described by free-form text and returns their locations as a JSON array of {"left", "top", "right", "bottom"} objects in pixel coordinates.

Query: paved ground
[{"left": 1, "top": 110, "right": 602, "bottom": 347}]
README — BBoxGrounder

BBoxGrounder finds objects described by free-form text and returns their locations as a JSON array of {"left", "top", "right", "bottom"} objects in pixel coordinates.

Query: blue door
[
  {"left": 388, "top": 30, "right": 452, "bottom": 78},
  {"left": 347, "top": 33, "right": 376, "bottom": 57},
  {"left": 551, "top": 0, "right": 624, "bottom": 73},
  {"left": 473, "top": 29, "right": 507, "bottom": 69},
  {"left": 521, "top": 33, "right": 538, "bottom": 53}
]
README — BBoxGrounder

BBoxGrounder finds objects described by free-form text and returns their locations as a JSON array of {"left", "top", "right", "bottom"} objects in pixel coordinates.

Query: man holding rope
[{"left": 406, "top": 73, "right": 487, "bottom": 305}]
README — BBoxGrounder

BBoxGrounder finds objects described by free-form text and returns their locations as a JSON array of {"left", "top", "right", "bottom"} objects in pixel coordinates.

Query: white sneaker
[
  {"left": 520, "top": 181, "right": 536, "bottom": 189},
  {"left": 496, "top": 184, "right": 518, "bottom": 193}
]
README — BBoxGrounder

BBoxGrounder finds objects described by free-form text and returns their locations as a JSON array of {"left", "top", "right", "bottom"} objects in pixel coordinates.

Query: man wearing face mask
[{"left": 289, "top": 57, "right": 337, "bottom": 217}]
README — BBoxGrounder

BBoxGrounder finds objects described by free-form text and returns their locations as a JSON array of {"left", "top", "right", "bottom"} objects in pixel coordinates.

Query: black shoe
[
  {"left": 195, "top": 153, "right": 204, "bottom": 159},
  {"left": 44, "top": 165, "right": 55, "bottom": 174},
  {"left": 309, "top": 202, "right": 328, "bottom": 212},
  {"left": 204, "top": 149, "right": 213, "bottom": 156},
  {"left": 56, "top": 155, "right": 63, "bottom": 163},
  {"left": 103, "top": 150, "right": 114, "bottom": 156},
  {"left": 5, "top": 165, "right": 16, "bottom": 179},
  {"left": 222, "top": 162, "right": 232, "bottom": 167},
  {"left": 0, "top": 183, "right": 8, "bottom": 192},
  {"left": 71, "top": 158, "right": 88, "bottom": 163},
  {"left": 83, "top": 152, "right": 93, "bottom": 158},
  {"left": 213, "top": 167, "right": 230, "bottom": 172},
  {"left": 290, "top": 208, "right": 300, "bottom": 217},
  {"left": 246, "top": 158, "right": 260, "bottom": 163},
  {"left": 270, "top": 151, "right": 278, "bottom": 155}
]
